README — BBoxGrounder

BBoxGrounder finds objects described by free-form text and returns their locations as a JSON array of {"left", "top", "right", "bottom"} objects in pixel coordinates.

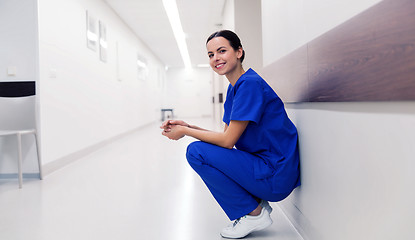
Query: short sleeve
[{"left": 230, "top": 79, "right": 265, "bottom": 124}]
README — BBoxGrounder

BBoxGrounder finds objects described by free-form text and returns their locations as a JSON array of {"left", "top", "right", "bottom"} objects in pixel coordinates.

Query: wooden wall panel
[
  {"left": 261, "top": 0, "right": 415, "bottom": 102},
  {"left": 307, "top": 0, "right": 415, "bottom": 102},
  {"left": 260, "top": 45, "right": 308, "bottom": 102}
]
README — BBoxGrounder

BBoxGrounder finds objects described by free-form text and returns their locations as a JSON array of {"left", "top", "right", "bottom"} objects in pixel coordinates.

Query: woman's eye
[
  {"left": 208, "top": 54, "right": 214, "bottom": 58},
  {"left": 220, "top": 49, "right": 226, "bottom": 53}
]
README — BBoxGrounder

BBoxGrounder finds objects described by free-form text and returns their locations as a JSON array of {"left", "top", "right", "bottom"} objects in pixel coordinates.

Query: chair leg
[
  {"left": 34, "top": 133, "right": 43, "bottom": 180},
  {"left": 17, "top": 133, "right": 23, "bottom": 189}
]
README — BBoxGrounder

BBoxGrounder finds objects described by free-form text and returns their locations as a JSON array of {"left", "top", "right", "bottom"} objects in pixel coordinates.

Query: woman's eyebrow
[{"left": 208, "top": 46, "right": 226, "bottom": 54}]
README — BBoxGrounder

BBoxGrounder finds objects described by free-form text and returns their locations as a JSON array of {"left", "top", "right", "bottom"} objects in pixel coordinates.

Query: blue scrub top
[{"left": 223, "top": 68, "right": 301, "bottom": 194}]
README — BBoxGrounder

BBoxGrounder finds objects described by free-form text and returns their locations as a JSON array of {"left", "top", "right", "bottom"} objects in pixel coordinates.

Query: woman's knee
[{"left": 186, "top": 141, "right": 208, "bottom": 166}]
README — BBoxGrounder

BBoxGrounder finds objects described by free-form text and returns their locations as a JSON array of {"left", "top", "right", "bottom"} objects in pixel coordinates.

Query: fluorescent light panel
[{"left": 162, "top": 0, "right": 192, "bottom": 68}]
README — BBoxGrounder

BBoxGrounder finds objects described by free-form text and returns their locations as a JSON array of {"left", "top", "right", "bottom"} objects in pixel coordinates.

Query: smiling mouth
[{"left": 215, "top": 63, "right": 225, "bottom": 69}]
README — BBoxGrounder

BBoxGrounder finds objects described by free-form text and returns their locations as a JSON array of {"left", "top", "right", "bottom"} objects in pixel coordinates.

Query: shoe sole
[
  {"left": 253, "top": 217, "right": 273, "bottom": 232},
  {"left": 220, "top": 218, "right": 273, "bottom": 239}
]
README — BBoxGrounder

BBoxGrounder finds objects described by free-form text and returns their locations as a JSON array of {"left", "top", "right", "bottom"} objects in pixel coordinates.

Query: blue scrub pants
[{"left": 186, "top": 141, "right": 290, "bottom": 220}]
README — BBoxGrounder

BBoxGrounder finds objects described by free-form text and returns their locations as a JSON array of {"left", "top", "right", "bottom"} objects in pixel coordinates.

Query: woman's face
[{"left": 206, "top": 37, "right": 242, "bottom": 76}]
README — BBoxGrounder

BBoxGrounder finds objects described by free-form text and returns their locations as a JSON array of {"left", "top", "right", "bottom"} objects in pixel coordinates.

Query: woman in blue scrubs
[{"left": 161, "top": 30, "right": 300, "bottom": 239}]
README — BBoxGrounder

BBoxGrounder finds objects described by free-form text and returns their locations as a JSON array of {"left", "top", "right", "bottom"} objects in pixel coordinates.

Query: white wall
[
  {"left": 221, "top": 0, "right": 235, "bottom": 31},
  {"left": 0, "top": 0, "right": 37, "bottom": 81},
  {"left": 234, "top": 0, "right": 262, "bottom": 71},
  {"left": 262, "top": 0, "right": 415, "bottom": 239},
  {"left": 163, "top": 67, "right": 212, "bottom": 119},
  {"left": 0, "top": 0, "right": 39, "bottom": 174},
  {"left": 37, "top": 0, "right": 164, "bottom": 172},
  {"left": 284, "top": 102, "right": 415, "bottom": 240}
]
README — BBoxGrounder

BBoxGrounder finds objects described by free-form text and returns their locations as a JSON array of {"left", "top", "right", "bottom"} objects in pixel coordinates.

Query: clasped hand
[{"left": 160, "top": 120, "right": 188, "bottom": 140}]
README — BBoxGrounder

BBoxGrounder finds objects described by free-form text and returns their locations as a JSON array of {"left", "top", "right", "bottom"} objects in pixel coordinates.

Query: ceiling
[{"left": 104, "top": 0, "right": 226, "bottom": 68}]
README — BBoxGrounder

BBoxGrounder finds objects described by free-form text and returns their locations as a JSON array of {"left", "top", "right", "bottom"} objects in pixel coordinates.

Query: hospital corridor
[
  {"left": 1, "top": 0, "right": 415, "bottom": 239},
  {"left": 0, "top": 118, "right": 302, "bottom": 240}
]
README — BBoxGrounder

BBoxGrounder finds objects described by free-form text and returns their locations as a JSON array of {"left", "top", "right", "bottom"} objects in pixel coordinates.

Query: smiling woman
[{"left": 160, "top": 30, "right": 301, "bottom": 239}]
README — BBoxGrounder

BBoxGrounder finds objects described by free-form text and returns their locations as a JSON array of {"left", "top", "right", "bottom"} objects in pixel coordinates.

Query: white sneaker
[
  {"left": 260, "top": 199, "right": 273, "bottom": 214},
  {"left": 220, "top": 207, "right": 273, "bottom": 239}
]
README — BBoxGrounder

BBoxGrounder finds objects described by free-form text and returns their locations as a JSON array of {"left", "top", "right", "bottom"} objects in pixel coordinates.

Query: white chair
[{"left": 0, "top": 96, "right": 43, "bottom": 188}]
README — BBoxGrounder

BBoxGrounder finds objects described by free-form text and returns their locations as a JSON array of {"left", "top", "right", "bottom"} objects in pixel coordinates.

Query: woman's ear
[{"left": 236, "top": 47, "right": 243, "bottom": 60}]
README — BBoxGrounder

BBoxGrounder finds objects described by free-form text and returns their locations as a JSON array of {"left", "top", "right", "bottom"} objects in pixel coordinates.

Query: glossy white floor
[{"left": 0, "top": 118, "right": 303, "bottom": 240}]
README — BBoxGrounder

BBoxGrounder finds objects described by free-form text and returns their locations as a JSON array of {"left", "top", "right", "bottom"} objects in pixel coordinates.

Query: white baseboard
[{"left": 277, "top": 197, "right": 322, "bottom": 240}]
